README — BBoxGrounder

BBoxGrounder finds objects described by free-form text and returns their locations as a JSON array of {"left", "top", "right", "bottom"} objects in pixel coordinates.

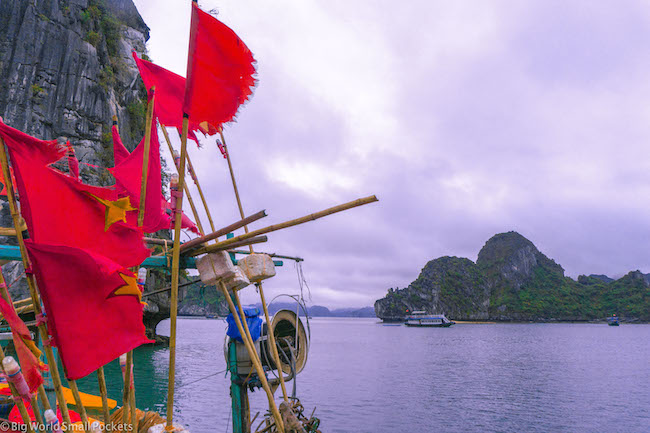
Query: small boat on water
[
  {"left": 607, "top": 314, "right": 620, "bottom": 326},
  {"left": 405, "top": 311, "right": 455, "bottom": 327}
]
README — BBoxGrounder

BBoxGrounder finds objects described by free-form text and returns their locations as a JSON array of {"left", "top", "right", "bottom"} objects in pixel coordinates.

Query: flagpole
[
  {"left": 63, "top": 366, "right": 90, "bottom": 428},
  {"left": 0, "top": 137, "right": 73, "bottom": 428},
  {"left": 166, "top": 115, "right": 189, "bottom": 429},
  {"left": 219, "top": 129, "right": 287, "bottom": 403},
  {"left": 96, "top": 366, "right": 111, "bottom": 426},
  {"left": 126, "top": 86, "right": 157, "bottom": 432},
  {"left": 160, "top": 124, "right": 205, "bottom": 235},
  {"left": 184, "top": 136, "right": 216, "bottom": 233}
]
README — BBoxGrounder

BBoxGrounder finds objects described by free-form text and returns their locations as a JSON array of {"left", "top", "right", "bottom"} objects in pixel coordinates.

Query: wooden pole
[
  {"left": 219, "top": 130, "right": 290, "bottom": 403},
  {"left": 126, "top": 88, "right": 156, "bottom": 433},
  {"left": 65, "top": 368, "right": 90, "bottom": 429},
  {"left": 165, "top": 116, "right": 189, "bottom": 429},
  {"left": 121, "top": 352, "right": 132, "bottom": 426},
  {"left": 0, "top": 136, "right": 72, "bottom": 427},
  {"left": 179, "top": 210, "right": 267, "bottom": 254},
  {"left": 189, "top": 195, "right": 379, "bottom": 257},
  {"left": 218, "top": 281, "right": 284, "bottom": 433},
  {"left": 96, "top": 367, "right": 111, "bottom": 425},
  {"left": 160, "top": 125, "right": 205, "bottom": 236}
]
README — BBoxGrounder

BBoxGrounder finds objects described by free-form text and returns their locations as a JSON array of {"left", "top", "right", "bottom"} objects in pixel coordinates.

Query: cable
[{"left": 176, "top": 368, "right": 228, "bottom": 389}]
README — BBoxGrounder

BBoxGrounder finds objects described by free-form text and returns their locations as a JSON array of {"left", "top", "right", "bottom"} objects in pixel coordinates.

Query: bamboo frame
[
  {"left": 166, "top": 116, "right": 189, "bottom": 428},
  {"left": 189, "top": 195, "right": 379, "bottom": 257},
  {"left": 178, "top": 210, "right": 267, "bottom": 254},
  {"left": 160, "top": 125, "right": 205, "bottom": 236},
  {"left": 219, "top": 131, "right": 290, "bottom": 404},
  {"left": 0, "top": 136, "right": 72, "bottom": 427}
]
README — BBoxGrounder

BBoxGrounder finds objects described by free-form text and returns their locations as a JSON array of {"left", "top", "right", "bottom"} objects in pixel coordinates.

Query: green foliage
[
  {"left": 31, "top": 84, "right": 44, "bottom": 96},
  {"left": 98, "top": 66, "right": 115, "bottom": 91},
  {"left": 87, "top": 5, "right": 102, "bottom": 20},
  {"left": 79, "top": 10, "right": 91, "bottom": 24},
  {"left": 84, "top": 31, "right": 101, "bottom": 47},
  {"left": 127, "top": 99, "right": 146, "bottom": 143},
  {"left": 100, "top": 14, "right": 121, "bottom": 57},
  {"left": 38, "top": 13, "right": 50, "bottom": 22}
]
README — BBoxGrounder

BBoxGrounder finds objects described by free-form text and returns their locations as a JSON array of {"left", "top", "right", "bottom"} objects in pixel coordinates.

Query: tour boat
[
  {"left": 405, "top": 311, "right": 455, "bottom": 327},
  {"left": 607, "top": 315, "right": 620, "bottom": 326}
]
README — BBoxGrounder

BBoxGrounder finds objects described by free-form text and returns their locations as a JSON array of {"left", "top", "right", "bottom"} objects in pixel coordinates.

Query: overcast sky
[{"left": 132, "top": 0, "right": 650, "bottom": 308}]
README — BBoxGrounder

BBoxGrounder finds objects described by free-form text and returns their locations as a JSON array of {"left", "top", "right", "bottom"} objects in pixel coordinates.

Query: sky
[{"left": 132, "top": 0, "right": 650, "bottom": 309}]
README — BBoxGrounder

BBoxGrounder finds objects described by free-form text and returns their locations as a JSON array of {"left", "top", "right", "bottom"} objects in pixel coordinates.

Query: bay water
[{"left": 74, "top": 318, "right": 650, "bottom": 432}]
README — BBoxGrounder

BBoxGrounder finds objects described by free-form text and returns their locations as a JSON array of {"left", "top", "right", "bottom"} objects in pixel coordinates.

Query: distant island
[{"left": 375, "top": 231, "right": 650, "bottom": 322}]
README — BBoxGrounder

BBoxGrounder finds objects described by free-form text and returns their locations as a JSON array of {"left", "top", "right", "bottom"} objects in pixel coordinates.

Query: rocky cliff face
[
  {"left": 0, "top": 0, "right": 171, "bottom": 341},
  {"left": 375, "top": 231, "right": 650, "bottom": 321},
  {"left": 374, "top": 256, "right": 490, "bottom": 321}
]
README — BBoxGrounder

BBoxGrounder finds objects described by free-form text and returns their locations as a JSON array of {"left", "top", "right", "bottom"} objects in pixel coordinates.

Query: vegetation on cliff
[{"left": 375, "top": 231, "right": 650, "bottom": 321}]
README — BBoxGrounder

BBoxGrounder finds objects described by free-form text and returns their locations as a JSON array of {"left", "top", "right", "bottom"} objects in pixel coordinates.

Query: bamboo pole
[
  {"left": 165, "top": 116, "right": 189, "bottom": 429},
  {"left": 160, "top": 125, "right": 205, "bottom": 236},
  {"left": 189, "top": 195, "right": 379, "bottom": 257},
  {"left": 185, "top": 141, "right": 216, "bottom": 233},
  {"left": 178, "top": 210, "right": 267, "bottom": 254},
  {"left": 138, "top": 87, "right": 155, "bottom": 228},
  {"left": 96, "top": 367, "right": 111, "bottom": 425},
  {"left": 200, "top": 235, "right": 267, "bottom": 254},
  {"left": 219, "top": 130, "right": 290, "bottom": 404},
  {"left": 65, "top": 369, "right": 90, "bottom": 429},
  {"left": 218, "top": 281, "right": 284, "bottom": 433},
  {"left": 126, "top": 88, "right": 156, "bottom": 433},
  {"left": 0, "top": 136, "right": 72, "bottom": 427},
  {"left": 121, "top": 352, "right": 132, "bottom": 426}
]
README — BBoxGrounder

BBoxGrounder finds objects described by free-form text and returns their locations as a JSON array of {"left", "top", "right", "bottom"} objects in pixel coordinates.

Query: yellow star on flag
[
  {"left": 113, "top": 273, "right": 142, "bottom": 301},
  {"left": 87, "top": 194, "right": 135, "bottom": 231}
]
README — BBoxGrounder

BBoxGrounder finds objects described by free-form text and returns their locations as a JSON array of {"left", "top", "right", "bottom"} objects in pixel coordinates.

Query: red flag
[
  {"left": 163, "top": 199, "right": 200, "bottom": 235},
  {"left": 183, "top": 3, "right": 256, "bottom": 128},
  {"left": 112, "top": 124, "right": 130, "bottom": 166},
  {"left": 132, "top": 52, "right": 209, "bottom": 144},
  {"left": 9, "top": 150, "right": 149, "bottom": 268},
  {"left": 111, "top": 124, "right": 201, "bottom": 234},
  {"left": 25, "top": 241, "right": 151, "bottom": 380},
  {"left": 0, "top": 293, "right": 46, "bottom": 392},
  {"left": 109, "top": 104, "right": 168, "bottom": 234},
  {"left": 66, "top": 141, "right": 79, "bottom": 179},
  {"left": 0, "top": 120, "right": 66, "bottom": 166}
]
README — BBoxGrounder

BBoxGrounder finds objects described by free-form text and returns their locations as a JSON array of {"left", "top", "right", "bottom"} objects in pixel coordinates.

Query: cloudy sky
[{"left": 132, "top": 0, "right": 650, "bottom": 308}]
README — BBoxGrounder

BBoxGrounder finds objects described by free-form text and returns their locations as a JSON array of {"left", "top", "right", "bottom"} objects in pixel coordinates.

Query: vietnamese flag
[
  {"left": 132, "top": 52, "right": 204, "bottom": 144},
  {"left": 9, "top": 150, "right": 149, "bottom": 268},
  {"left": 112, "top": 124, "right": 200, "bottom": 235},
  {"left": 25, "top": 241, "right": 151, "bottom": 380},
  {"left": 112, "top": 124, "right": 130, "bottom": 166},
  {"left": 109, "top": 104, "right": 168, "bottom": 234},
  {"left": 0, "top": 120, "right": 66, "bottom": 166},
  {"left": 0, "top": 293, "right": 46, "bottom": 392},
  {"left": 183, "top": 2, "right": 256, "bottom": 129}
]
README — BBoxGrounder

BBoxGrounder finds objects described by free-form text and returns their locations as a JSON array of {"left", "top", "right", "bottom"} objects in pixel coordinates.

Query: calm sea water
[{"left": 74, "top": 318, "right": 650, "bottom": 433}]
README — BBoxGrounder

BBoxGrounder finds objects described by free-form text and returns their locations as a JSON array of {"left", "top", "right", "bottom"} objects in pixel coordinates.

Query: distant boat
[
  {"left": 405, "top": 311, "right": 455, "bottom": 327},
  {"left": 205, "top": 313, "right": 217, "bottom": 319},
  {"left": 607, "top": 315, "right": 619, "bottom": 326}
]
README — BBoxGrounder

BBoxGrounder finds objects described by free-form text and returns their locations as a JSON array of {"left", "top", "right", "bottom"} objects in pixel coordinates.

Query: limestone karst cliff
[
  {"left": 0, "top": 0, "right": 173, "bottom": 341},
  {"left": 375, "top": 231, "right": 650, "bottom": 322}
]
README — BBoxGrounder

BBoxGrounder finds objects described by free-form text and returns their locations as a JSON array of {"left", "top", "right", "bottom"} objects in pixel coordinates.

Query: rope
[{"left": 175, "top": 368, "right": 228, "bottom": 389}]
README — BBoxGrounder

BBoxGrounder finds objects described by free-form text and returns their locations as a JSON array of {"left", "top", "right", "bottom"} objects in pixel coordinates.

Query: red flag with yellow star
[
  {"left": 9, "top": 150, "right": 149, "bottom": 268},
  {"left": 109, "top": 104, "right": 168, "bottom": 233},
  {"left": 25, "top": 241, "right": 151, "bottom": 380}
]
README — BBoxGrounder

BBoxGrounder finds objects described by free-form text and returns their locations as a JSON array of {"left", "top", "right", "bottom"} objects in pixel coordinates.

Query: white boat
[{"left": 405, "top": 311, "right": 455, "bottom": 327}]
